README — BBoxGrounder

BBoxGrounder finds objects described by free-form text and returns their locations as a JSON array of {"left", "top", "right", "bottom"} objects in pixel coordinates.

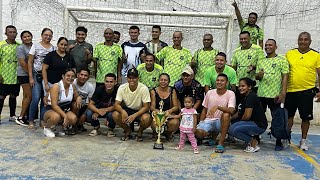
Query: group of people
[{"left": 0, "top": 2, "right": 319, "bottom": 155}]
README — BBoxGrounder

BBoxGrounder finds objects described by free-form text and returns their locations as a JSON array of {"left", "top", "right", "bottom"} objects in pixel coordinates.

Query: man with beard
[
  {"left": 232, "top": 0, "right": 264, "bottom": 48},
  {"left": 204, "top": 52, "right": 237, "bottom": 93}
]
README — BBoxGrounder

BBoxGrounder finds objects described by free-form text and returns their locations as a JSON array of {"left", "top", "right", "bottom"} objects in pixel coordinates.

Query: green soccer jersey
[
  {"left": 137, "top": 63, "right": 163, "bottom": 89},
  {"left": 204, "top": 65, "right": 237, "bottom": 90},
  {"left": 240, "top": 21, "right": 264, "bottom": 46},
  {"left": 0, "top": 40, "right": 20, "bottom": 84},
  {"left": 193, "top": 48, "right": 219, "bottom": 86},
  {"left": 231, "top": 44, "right": 264, "bottom": 81},
  {"left": 156, "top": 46, "right": 192, "bottom": 86},
  {"left": 256, "top": 55, "right": 289, "bottom": 98},
  {"left": 93, "top": 42, "right": 122, "bottom": 83}
]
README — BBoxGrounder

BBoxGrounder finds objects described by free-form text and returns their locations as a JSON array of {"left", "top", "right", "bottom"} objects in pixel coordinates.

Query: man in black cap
[{"left": 112, "top": 68, "right": 152, "bottom": 141}]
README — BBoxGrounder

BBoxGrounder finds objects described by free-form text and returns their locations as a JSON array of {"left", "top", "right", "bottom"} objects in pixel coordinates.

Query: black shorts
[
  {"left": 285, "top": 88, "right": 318, "bottom": 121},
  {"left": 18, "top": 76, "right": 29, "bottom": 85},
  {"left": 0, "top": 84, "right": 20, "bottom": 96},
  {"left": 259, "top": 97, "right": 279, "bottom": 113},
  {"left": 122, "top": 106, "right": 140, "bottom": 123}
]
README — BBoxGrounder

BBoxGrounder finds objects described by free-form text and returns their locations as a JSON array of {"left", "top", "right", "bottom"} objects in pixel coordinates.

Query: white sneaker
[
  {"left": 300, "top": 139, "right": 308, "bottom": 151},
  {"left": 44, "top": 127, "right": 55, "bottom": 138},
  {"left": 9, "top": 116, "right": 17, "bottom": 122},
  {"left": 244, "top": 145, "right": 260, "bottom": 153}
]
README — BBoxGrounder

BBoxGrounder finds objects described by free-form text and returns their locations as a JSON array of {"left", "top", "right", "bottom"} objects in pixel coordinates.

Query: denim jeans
[
  {"left": 229, "top": 121, "right": 266, "bottom": 144},
  {"left": 28, "top": 72, "right": 44, "bottom": 121},
  {"left": 86, "top": 110, "right": 115, "bottom": 129}
]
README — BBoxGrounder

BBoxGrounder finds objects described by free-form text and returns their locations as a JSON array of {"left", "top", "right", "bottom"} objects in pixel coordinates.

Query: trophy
[{"left": 152, "top": 100, "right": 168, "bottom": 149}]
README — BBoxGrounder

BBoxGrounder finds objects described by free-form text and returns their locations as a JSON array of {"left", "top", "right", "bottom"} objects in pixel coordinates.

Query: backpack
[{"left": 270, "top": 104, "right": 291, "bottom": 141}]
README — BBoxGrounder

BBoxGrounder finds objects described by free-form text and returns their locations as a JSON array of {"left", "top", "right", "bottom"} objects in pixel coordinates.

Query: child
[{"left": 175, "top": 96, "right": 199, "bottom": 154}]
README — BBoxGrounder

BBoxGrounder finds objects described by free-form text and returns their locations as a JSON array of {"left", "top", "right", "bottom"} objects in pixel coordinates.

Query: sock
[{"left": 9, "top": 97, "right": 16, "bottom": 117}]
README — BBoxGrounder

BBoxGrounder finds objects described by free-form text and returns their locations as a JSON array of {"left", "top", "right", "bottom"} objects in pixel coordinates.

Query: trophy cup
[{"left": 152, "top": 100, "right": 168, "bottom": 149}]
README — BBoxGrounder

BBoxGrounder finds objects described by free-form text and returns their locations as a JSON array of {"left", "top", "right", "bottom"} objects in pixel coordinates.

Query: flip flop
[
  {"left": 120, "top": 134, "right": 133, "bottom": 141},
  {"left": 215, "top": 145, "right": 225, "bottom": 153},
  {"left": 135, "top": 135, "right": 143, "bottom": 142}
]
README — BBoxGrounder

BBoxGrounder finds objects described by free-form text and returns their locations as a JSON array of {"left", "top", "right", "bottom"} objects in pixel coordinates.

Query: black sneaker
[
  {"left": 15, "top": 116, "right": 29, "bottom": 127},
  {"left": 77, "top": 124, "right": 87, "bottom": 132}
]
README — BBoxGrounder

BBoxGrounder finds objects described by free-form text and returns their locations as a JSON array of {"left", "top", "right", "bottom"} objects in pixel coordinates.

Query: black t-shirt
[
  {"left": 43, "top": 51, "right": 76, "bottom": 83},
  {"left": 174, "top": 79, "right": 204, "bottom": 108},
  {"left": 238, "top": 92, "right": 268, "bottom": 129},
  {"left": 91, "top": 85, "right": 119, "bottom": 108}
]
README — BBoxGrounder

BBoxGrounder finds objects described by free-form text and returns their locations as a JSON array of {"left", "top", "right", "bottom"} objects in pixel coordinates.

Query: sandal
[
  {"left": 89, "top": 129, "right": 101, "bottom": 136},
  {"left": 215, "top": 145, "right": 225, "bottom": 153},
  {"left": 175, "top": 145, "right": 184, "bottom": 150},
  {"left": 135, "top": 135, "right": 143, "bottom": 142},
  {"left": 28, "top": 123, "right": 36, "bottom": 130},
  {"left": 120, "top": 134, "right": 133, "bottom": 141}
]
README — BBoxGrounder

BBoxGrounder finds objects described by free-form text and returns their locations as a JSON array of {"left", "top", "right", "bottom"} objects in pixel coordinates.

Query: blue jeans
[
  {"left": 86, "top": 110, "right": 115, "bottom": 129},
  {"left": 28, "top": 72, "right": 44, "bottom": 121},
  {"left": 229, "top": 121, "right": 266, "bottom": 144}
]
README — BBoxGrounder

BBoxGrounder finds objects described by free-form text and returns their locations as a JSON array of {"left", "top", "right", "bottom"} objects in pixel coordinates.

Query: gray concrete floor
[{"left": 0, "top": 106, "right": 320, "bottom": 179}]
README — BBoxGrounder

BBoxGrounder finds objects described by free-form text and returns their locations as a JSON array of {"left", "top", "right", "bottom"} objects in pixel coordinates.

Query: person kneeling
[
  {"left": 229, "top": 78, "right": 268, "bottom": 153},
  {"left": 43, "top": 69, "right": 82, "bottom": 138}
]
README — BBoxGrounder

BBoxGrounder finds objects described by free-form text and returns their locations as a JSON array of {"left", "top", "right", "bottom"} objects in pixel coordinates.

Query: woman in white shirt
[{"left": 43, "top": 68, "right": 81, "bottom": 138}]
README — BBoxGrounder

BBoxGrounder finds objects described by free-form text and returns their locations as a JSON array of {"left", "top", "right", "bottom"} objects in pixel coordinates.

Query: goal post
[{"left": 63, "top": 6, "right": 234, "bottom": 61}]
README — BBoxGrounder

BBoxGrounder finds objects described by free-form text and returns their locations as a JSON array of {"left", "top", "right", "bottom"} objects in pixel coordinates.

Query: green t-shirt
[
  {"left": 240, "top": 21, "right": 264, "bottom": 45},
  {"left": 193, "top": 48, "right": 219, "bottom": 86},
  {"left": 256, "top": 55, "right": 289, "bottom": 98},
  {"left": 0, "top": 40, "right": 20, "bottom": 84},
  {"left": 204, "top": 65, "right": 237, "bottom": 90},
  {"left": 156, "top": 46, "right": 192, "bottom": 86},
  {"left": 93, "top": 42, "right": 122, "bottom": 83},
  {"left": 231, "top": 44, "right": 264, "bottom": 81},
  {"left": 68, "top": 40, "right": 93, "bottom": 72},
  {"left": 137, "top": 63, "right": 163, "bottom": 89}
]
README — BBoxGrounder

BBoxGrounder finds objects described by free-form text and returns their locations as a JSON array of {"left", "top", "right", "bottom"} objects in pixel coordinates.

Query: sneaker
[
  {"left": 175, "top": 145, "right": 184, "bottom": 150},
  {"left": 77, "top": 124, "right": 87, "bottom": 132},
  {"left": 193, "top": 148, "right": 200, "bottom": 154},
  {"left": 15, "top": 116, "right": 29, "bottom": 127},
  {"left": 107, "top": 129, "right": 115, "bottom": 137},
  {"left": 9, "top": 116, "right": 17, "bottom": 122},
  {"left": 44, "top": 127, "right": 55, "bottom": 138},
  {"left": 244, "top": 145, "right": 260, "bottom": 153},
  {"left": 300, "top": 139, "right": 308, "bottom": 151}
]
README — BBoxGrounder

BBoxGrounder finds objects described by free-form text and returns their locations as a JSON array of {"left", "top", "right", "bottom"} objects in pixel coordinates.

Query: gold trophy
[{"left": 152, "top": 100, "right": 168, "bottom": 149}]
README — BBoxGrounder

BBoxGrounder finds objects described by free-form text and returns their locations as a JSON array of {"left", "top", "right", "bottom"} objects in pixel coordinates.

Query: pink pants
[{"left": 179, "top": 130, "right": 198, "bottom": 149}]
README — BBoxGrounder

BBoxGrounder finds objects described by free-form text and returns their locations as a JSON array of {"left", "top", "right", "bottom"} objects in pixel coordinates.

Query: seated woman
[
  {"left": 150, "top": 73, "right": 179, "bottom": 141},
  {"left": 229, "top": 78, "right": 268, "bottom": 153},
  {"left": 43, "top": 69, "right": 82, "bottom": 137}
]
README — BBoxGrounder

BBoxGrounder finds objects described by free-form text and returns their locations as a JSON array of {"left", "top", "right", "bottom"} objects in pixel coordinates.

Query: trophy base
[{"left": 153, "top": 143, "right": 164, "bottom": 150}]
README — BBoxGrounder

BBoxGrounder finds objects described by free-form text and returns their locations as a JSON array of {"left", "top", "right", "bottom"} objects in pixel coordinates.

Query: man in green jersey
[
  {"left": 0, "top": 25, "right": 20, "bottom": 123},
  {"left": 231, "top": 31, "right": 264, "bottom": 82},
  {"left": 191, "top": 34, "right": 219, "bottom": 86},
  {"left": 137, "top": 54, "right": 163, "bottom": 89},
  {"left": 204, "top": 52, "right": 237, "bottom": 93},
  {"left": 232, "top": 0, "right": 264, "bottom": 48},
  {"left": 93, "top": 28, "right": 122, "bottom": 87},
  {"left": 255, "top": 39, "right": 289, "bottom": 151},
  {"left": 156, "top": 31, "right": 192, "bottom": 86}
]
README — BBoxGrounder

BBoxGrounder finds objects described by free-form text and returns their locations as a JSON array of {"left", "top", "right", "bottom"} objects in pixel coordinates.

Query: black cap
[{"left": 127, "top": 68, "right": 139, "bottom": 78}]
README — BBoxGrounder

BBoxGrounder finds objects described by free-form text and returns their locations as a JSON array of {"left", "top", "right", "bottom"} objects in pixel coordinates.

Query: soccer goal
[{"left": 63, "top": 6, "right": 234, "bottom": 58}]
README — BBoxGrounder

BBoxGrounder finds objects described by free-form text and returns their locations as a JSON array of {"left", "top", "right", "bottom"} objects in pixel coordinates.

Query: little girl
[{"left": 175, "top": 96, "right": 199, "bottom": 154}]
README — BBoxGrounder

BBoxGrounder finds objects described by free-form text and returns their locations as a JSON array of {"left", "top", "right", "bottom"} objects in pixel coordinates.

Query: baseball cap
[
  {"left": 127, "top": 68, "right": 139, "bottom": 78},
  {"left": 181, "top": 65, "right": 194, "bottom": 75}
]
